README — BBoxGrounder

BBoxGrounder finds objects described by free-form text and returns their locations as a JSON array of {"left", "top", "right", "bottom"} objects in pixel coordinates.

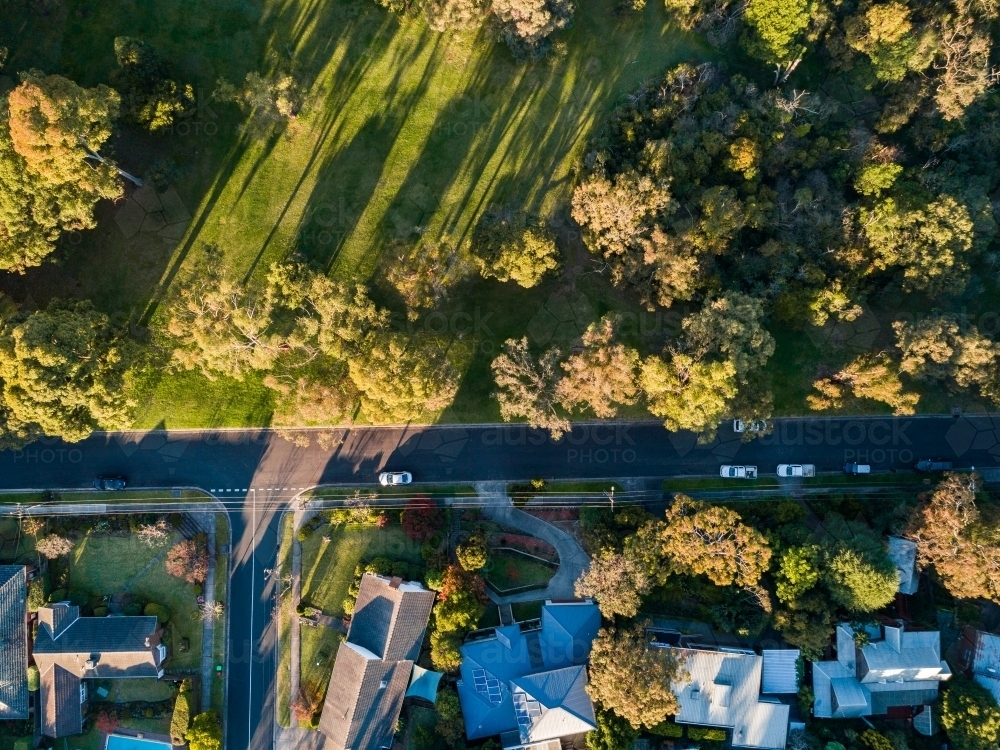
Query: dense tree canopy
[
  {"left": 0, "top": 300, "right": 137, "bottom": 443},
  {"left": 586, "top": 624, "right": 682, "bottom": 729}
]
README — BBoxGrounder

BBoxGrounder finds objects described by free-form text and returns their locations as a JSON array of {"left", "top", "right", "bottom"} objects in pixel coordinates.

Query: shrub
[
  {"left": 649, "top": 721, "right": 684, "bottom": 738},
  {"left": 26, "top": 576, "right": 48, "bottom": 612},
  {"left": 48, "top": 588, "right": 67, "bottom": 604},
  {"left": 186, "top": 711, "right": 223, "bottom": 750},
  {"left": 166, "top": 538, "right": 209, "bottom": 584},
  {"left": 93, "top": 606, "right": 108, "bottom": 617},
  {"left": 26, "top": 666, "right": 38, "bottom": 692},
  {"left": 688, "top": 727, "right": 727, "bottom": 741},
  {"left": 35, "top": 534, "right": 73, "bottom": 559},
  {"left": 95, "top": 712, "right": 119, "bottom": 734},
  {"left": 401, "top": 497, "right": 445, "bottom": 542},
  {"left": 68, "top": 590, "right": 88, "bottom": 607},
  {"left": 123, "top": 602, "right": 144, "bottom": 616},
  {"left": 297, "top": 527, "right": 311, "bottom": 542},
  {"left": 170, "top": 688, "right": 192, "bottom": 745},
  {"left": 145, "top": 603, "right": 170, "bottom": 624}
]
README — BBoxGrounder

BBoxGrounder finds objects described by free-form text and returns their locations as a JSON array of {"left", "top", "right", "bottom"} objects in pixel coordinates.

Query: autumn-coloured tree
[
  {"left": 472, "top": 209, "right": 559, "bottom": 288},
  {"left": 95, "top": 712, "right": 119, "bottom": 735},
  {"left": 653, "top": 496, "right": 772, "bottom": 588},
  {"left": 401, "top": 497, "right": 445, "bottom": 542},
  {"left": 907, "top": 472, "right": 1000, "bottom": 602},
  {"left": 3, "top": 73, "right": 122, "bottom": 270},
  {"left": 808, "top": 353, "right": 919, "bottom": 415},
  {"left": 491, "top": 338, "right": 569, "bottom": 438},
  {"left": 165, "top": 538, "right": 209, "bottom": 585},
  {"left": 574, "top": 550, "right": 651, "bottom": 619},
  {"left": 586, "top": 623, "right": 682, "bottom": 729},
  {"left": 557, "top": 317, "right": 640, "bottom": 419},
  {"left": 35, "top": 534, "right": 73, "bottom": 559}
]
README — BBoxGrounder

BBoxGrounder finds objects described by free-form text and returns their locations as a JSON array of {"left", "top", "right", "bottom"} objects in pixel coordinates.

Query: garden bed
[
  {"left": 488, "top": 532, "right": 558, "bottom": 563},
  {"left": 484, "top": 549, "right": 557, "bottom": 594}
]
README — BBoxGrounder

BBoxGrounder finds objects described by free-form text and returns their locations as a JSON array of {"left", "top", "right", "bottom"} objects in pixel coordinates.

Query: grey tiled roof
[
  {"left": 34, "top": 605, "right": 161, "bottom": 678},
  {"left": 320, "top": 643, "right": 410, "bottom": 750},
  {"left": 349, "top": 575, "right": 436, "bottom": 662},
  {"left": 40, "top": 665, "right": 83, "bottom": 738},
  {"left": 0, "top": 566, "right": 28, "bottom": 719},
  {"left": 321, "top": 576, "right": 435, "bottom": 750}
]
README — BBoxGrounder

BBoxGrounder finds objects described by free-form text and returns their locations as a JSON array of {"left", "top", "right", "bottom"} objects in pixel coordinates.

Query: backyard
[{"left": 483, "top": 549, "right": 556, "bottom": 594}]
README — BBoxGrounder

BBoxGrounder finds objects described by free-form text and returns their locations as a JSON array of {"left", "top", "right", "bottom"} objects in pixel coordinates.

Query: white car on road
[
  {"left": 733, "top": 419, "right": 768, "bottom": 434},
  {"left": 777, "top": 464, "right": 815, "bottom": 477},
  {"left": 719, "top": 465, "right": 758, "bottom": 479},
  {"left": 378, "top": 471, "right": 413, "bottom": 486}
]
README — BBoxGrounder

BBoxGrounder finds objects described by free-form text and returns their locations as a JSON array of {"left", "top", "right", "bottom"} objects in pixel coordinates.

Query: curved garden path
[{"left": 472, "top": 482, "right": 591, "bottom": 604}]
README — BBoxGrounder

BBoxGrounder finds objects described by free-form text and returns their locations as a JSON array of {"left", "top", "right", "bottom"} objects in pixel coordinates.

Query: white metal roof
[
  {"left": 672, "top": 649, "right": 788, "bottom": 748},
  {"left": 761, "top": 650, "right": 799, "bottom": 694},
  {"left": 887, "top": 537, "right": 919, "bottom": 595}
]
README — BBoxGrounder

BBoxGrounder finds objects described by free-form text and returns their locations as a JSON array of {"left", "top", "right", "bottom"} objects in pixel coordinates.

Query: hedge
[
  {"left": 649, "top": 721, "right": 684, "bottom": 738},
  {"left": 687, "top": 727, "right": 727, "bottom": 741}
]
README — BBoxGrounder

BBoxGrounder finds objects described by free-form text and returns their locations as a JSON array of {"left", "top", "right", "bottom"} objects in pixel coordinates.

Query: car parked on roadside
[
  {"left": 777, "top": 464, "right": 815, "bottom": 477},
  {"left": 733, "top": 419, "right": 768, "bottom": 434},
  {"left": 916, "top": 459, "right": 953, "bottom": 472},
  {"left": 844, "top": 463, "right": 871, "bottom": 474},
  {"left": 378, "top": 471, "right": 413, "bottom": 486},
  {"left": 93, "top": 476, "right": 127, "bottom": 491},
  {"left": 719, "top": 465, "right": 758, "bottom": 479}
]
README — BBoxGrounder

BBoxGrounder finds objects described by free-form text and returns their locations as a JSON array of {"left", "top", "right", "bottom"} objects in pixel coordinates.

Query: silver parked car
[{"left": 378, "top": 471, "right": 413, "bottom": 486}]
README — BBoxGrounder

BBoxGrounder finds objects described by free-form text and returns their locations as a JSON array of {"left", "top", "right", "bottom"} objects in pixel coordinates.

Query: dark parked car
[
  {"left": 844, "top": 463, "right": 871, "bottom": 474},
  {"left": 94, "top": 476, "right": 127, "bottom": 491},
  {"left": 916, "top": 460, "right": 952, "bottom": 472}
]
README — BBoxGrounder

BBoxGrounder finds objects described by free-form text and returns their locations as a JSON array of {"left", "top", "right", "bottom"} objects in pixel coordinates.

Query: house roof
[
  {"left": 0, "top": 566, "right": 28, "bottom": 720},
  {"left": 34, "top": 605, "right": 161, "bottom": 680},
  {"left": 457, "top": 602, "right": 600, "bottom": 743},
  {"left": 539, "top": 603, "right": 601, "bottom": 670},
  {"left": 510, "top": 667, "right": 596, "bottom": 743},
  {"left": 406, "top": 665, "right": 443, "bottom": 703},
  {"left": 814, "top": 623, "right": 950, "bottom": 719},
  {"left": 672, "top": 649, "right": 788, "bottom": 749},
  {"left": 39, "top": 665, "right": 82, "bottom": 738},
  {"left": 321, "top": 576, "right": 435, "bottom": 750},
  {"left": 320, "top": 643, "right": 411, "bottom": 750},
  {"left": 761, "top": 650, "right": 799, "bottom": 695},
  {"left": 733, "top": 702, "right": 789, "bottom": 750},
  {"left": 972, "top": 631, "right": 1000, "bottom": 678},
  {"left": 349, "top": 574, "right": 436, "bottom": 663},
  {"left": 887, "top": 537, "right": 919, "bottom": 595}
]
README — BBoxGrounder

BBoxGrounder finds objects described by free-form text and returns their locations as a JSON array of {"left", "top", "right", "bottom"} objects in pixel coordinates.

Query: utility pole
[{"left": 605, "top": 486, "right": 615, "bottom": 514}]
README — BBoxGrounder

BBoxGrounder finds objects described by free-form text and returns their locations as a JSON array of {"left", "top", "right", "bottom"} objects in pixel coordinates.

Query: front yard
[
  {"left": 483, "top": 549, "right": 556, "bottom": 593},
  {"left": 70, "top": 533, "right": 206, "bottom": 671}
]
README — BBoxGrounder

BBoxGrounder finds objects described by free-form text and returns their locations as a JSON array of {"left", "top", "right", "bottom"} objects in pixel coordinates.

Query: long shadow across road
[{"left": 0, "top": 414, "right": 993, "bottom": 750}]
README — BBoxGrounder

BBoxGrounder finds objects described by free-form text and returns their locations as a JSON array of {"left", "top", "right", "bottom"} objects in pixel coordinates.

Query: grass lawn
[
  {"left": 1, "top": 0, "right": 713, "bottom": 428},
  {"left": 802, "top": 473, "right": 928, "bottom": 487},
  {"left": 68, "top": 717, "right": 173, "bottom": 750},
  {"left": 518, "top": 481, "right": 624, "bottom": 496},
  {"left": 299, "top": 625, "right": 343, "bottom": 710},
  {"left": 511, "top": 601, "right": 543, "bottom": 622},
  {"left": 307, "top": 485, "right": 477, "bottom": 500},
  {"left": 300, "top": 524, "right": 424, "bottom": 617},
  {"left": 277, "top": 513, "right": 295, "bottom": 728},
  {"left": 93, "top": 678, "right": 176, "bottom": 703},
  {"left": 70, "top": 534, "right": 204, "bottom": 671},
  {"left": 484, "top": 549, "right": 555, "bottom": 593},
  {"left": 662, "top": 477, "right": 781, "bottom": 491}
]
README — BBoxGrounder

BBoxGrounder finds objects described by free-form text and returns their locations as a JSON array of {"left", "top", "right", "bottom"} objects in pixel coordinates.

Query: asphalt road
[{"left": 0, "top": 412, "right": 996, "bottom": 750}]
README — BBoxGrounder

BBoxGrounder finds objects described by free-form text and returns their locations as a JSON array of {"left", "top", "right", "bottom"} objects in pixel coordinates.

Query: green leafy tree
[
  {"left": 348, "top": 333, "right": 461, "bottom": 421},
  {"left": 383, "top": 239, "right": 466, "bottom": 320},
  {"left": 112, "top": 37, "right": 194, "bottom": 131},
  {"left": 0, "top": 301, "right": 137, "bottom": 442},
  {"left": 894, "top": 316, "right": 1000, "bottom": 394},
  {"left": 939, "top": 675, "right": 1000, "bottom": 750},
  {"left": 808, "top": 353, "right": 919, "bottom": 415},
  {"left": 640, "top": 354, "right": 736, "bottom": 439},
  {"left": 682, "top": 293, "right": 775, "bottom": 380},
  {"left": 586, "top": 623, "right": 681, "bottom": 729},
  {"left": 742, "top": 0, "right": 810, "bottom": 64},
  {"left": 472, "top": 209, "right": 559, "bottom": 288},
  {"left": 862, "top": 196, "right": 975, "bottom": 296},
  {"left": 823, "top": 542, "right": 898, "bottom": 613},
  {"left": 456, "top": 530, "right": 488, "bottom": 572},
  {"left": 773, "top": 596, "right": 834, "bottom": 660},
  {"left": 185, "top": 711, "right": 222, "bottom": 750},
  {"left": 586, "top": 707, "right": 639, "bottom": 750},
  {"left": 430, "top": 629, "right": 463, "bottom": 672},
  {"left": 775, "top": 545, "right": 821, "bottom": 603},
  {"left": 854, "top": 163, "right": 903, "bottom": 197},
  {"left": 435, "top": 690, "right": 466, "bottom": 747},
  {"left": 844, "top": 3, "right": 936, "bottom": 82}
]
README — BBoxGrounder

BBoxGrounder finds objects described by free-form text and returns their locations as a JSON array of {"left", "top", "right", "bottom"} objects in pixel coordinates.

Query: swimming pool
[{"left": 105, "top": 734, "right": 173, "bottom": 750}]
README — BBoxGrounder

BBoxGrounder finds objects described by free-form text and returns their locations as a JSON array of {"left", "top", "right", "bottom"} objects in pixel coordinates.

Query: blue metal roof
[{"left": 458, "top": 603, "right": 600, "bottom": 741}]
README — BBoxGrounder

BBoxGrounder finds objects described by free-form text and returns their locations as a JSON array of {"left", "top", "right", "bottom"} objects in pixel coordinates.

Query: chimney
[{"left": 389, "top": 577, "right": 402, "bottom": 589}]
